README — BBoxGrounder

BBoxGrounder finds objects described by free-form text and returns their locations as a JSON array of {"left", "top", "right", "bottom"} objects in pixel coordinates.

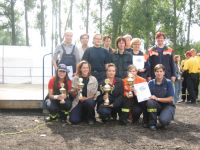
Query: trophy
[
  {"left": 100, "top": 79, "right": 113, "bottom": 106},
  {"left": 59, "top": 83, "right": 66, "bottom": 104},
  {"left": 127, "top": 73, "right": 134, "bottom": 98},
  {"left": 78, "top": 77, "right": 84, "bottom": 99}
]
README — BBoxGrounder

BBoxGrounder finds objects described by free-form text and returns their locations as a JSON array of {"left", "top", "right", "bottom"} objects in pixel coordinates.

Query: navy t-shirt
[{"left": 148, "top": 78, "right": 174, "bottom": 98}]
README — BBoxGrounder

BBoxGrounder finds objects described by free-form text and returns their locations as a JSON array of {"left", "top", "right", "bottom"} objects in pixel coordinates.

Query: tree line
[{"left": 0, "top": 0, "right": 200, "bottom": 55}]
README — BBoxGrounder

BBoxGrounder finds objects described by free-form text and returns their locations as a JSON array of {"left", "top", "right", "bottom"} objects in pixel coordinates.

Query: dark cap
[{"left": 58, "top": 64, "right": 69, "bottom": 73}]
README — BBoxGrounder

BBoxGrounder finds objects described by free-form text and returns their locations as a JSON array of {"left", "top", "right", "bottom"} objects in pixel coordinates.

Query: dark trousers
[
  {"left": 69, "top": 99, "right": 96, "bottom": 124},
  {"left": 147, "top": 99, "right": 175, "bottom": 126},
  {"left": 181, "top": 74, "right": 189, "bottom": 101},
  {"left": 97, "top": 102, "right": 122, "bottom": 121},
  {"left": 187, "top": 73, "right": 199, "bottom": 103},
  {"left": 44, "top": 99, "right": 72, "bottom": 119},
  {"left": 120, "top": 97, "right": 148, "bottom": 124},
  {"left": 91, "top": 71, "right": 106, "bottom": 83}
]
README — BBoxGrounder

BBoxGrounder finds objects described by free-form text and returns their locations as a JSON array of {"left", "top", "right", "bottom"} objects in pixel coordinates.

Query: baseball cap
[{"left": 58, "top": 64, "right": 70, "bottom": 73}]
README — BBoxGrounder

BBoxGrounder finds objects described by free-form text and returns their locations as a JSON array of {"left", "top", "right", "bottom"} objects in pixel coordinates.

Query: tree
[
  {"left": 109, "top": 0, "right": 126, "bottom": 47},
  {"left": 99, "top": 0, "right": 103, "bottom": 34},
  {"left": 86, "top": 0, "right": 90, "bottom": 33},
  {"left": 10, "top": 0, "right": 16, "bottom": 45},
  {"left": 0, "top": 0, "right": 25, "bottom": 45},
  {"left": 36, "top": 0, "right": 46, "bottom": 46},
  {"left": 24, "top": 0, "right": 36, "bottom": 46}
]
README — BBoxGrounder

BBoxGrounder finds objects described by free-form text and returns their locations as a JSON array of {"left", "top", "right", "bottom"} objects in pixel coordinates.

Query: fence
[{"left": 0, "top": 45, "right": 53, "bottom": 84}]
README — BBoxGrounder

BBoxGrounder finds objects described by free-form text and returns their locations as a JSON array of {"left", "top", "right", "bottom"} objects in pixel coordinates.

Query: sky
[{"left": 15, "top": 0, "right": 200, "bottom": 48}]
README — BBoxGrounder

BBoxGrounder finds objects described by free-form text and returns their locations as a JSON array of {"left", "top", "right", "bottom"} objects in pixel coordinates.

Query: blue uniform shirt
[{"left": 148, "top": 78, "right": 174, "bottom": 99}]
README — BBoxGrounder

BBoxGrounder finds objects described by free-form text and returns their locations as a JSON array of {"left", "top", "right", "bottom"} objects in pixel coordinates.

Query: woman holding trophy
[
  {"left": 69, "top": 60, "right": 98, "bottom": 125},
  {"left": 120, "top": 65, "right": 148, "bottom": 126},
  {"left": 44, "top": 64, "right": 73, "bottom": 122},
  {"left": 97, "top": 63, "right": 124, "bottom": 123}
]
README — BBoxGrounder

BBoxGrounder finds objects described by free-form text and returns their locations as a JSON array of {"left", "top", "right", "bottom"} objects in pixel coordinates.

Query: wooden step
[
  {"left": 0, "top": 84, "right": 47, "bottom": 109},
  {"left": 0, "top": 100, "right": 42, "bottom": 109}
]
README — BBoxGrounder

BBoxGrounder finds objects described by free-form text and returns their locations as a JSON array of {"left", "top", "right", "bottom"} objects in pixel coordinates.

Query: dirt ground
[{"left": 0, "top": 103, "right": 200, "bottom": 150}]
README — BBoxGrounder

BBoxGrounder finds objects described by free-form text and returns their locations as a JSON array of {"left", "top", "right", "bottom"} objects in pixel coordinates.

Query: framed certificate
[
  {"left": 134, "top": 82, "right": 151, "bottom": 103},
  {"left": 132, "top": 55, "right": 144, "bottom": 70}
]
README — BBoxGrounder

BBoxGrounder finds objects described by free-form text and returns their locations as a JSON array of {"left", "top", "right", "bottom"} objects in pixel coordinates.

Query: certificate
[
  {"left": 132, "top": 55, "right": 144, "bottom": 70},
  {"left": 134, "top": 82, "right": 151, "bottom": 103},
  {"left": 66, "top": 66, "right": 73, "bottom": 80}
]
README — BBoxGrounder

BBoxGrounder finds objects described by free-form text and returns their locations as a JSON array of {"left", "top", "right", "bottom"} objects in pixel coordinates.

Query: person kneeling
[
  {"left": 97, "top": 63, "right": 124, "bottom": 123},
  {"left": 69, "top": 61, "right": 98, "bottom": 125},
  {"left": 147, "top": 64, "right": 175, "bottom": 130},
  {"left": 120, "top": 65, "right": 148, "bottom": 126},
  {"left": 44, "top": 64, "right": 73, "bottom": 123}
]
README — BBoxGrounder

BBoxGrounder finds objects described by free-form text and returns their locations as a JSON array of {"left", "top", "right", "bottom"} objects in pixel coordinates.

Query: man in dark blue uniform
[{"left": 147, "top": 64, "right": 175, "bottom": 130}]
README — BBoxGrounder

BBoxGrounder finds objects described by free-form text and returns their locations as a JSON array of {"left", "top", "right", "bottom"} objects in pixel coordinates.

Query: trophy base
[
  {"left": 102, "top": 103, "right": 111, "bottom": 107},
  {"left": 60, "top": 100, "right": 65, "bottom": 104}
]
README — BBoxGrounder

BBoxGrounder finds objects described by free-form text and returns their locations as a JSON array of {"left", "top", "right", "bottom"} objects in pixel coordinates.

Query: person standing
[
  {"left": 123, "top": 34, "right": 133, "bottom": 53},
  {"left": 82, "top": 34, "right": 111, "bottom": 83},
  {"left": 111, "top": 36, "right": 132, "bottom": 78},
  {"left": 180, "top": 51, "right": 191, "bottom": 102},
  {"left": 148, "top": 32, "right": 175, "bottom": 82},
  {"left": 130, "top": 38, "right": 150, "bottom": 79},
  {"left": 174, "top": 55, "right": 182, "bottom": 103},
  {"left": 183, "top": 49, "right": 200, "bottom": 104},
  {"left": 103, "top": 35, "right": 114, "bottom": 53},
  {"left": 78, "top": 33, "right": 89, "bottom": 59},
  {"left": 52, "top": 30, "right": 80, "bottom": 73}
]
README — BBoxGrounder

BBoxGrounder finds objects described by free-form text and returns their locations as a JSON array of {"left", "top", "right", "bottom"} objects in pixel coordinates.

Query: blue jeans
[
  {"left": 147, "top": 99, "right": 175, "bottom": 126},
  {"left": 69, "top": 99, "right": 96, "bottom": 124},
  {"left": 174, "top": 79, "right": 182, "bottom": 103}
]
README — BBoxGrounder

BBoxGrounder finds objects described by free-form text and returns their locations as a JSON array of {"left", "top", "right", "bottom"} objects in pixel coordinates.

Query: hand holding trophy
[
  {"left": 127, "top": 73, "right": 135, "bottom": 98},
  {"left": 78, "top": 77, "right": 84, "bottom": 99},
  {"left": 59, "top": 83, "right": 66, "bottom": 104},
  {"left": 100, "top": 79, "right": 113, "bottom": 106}
]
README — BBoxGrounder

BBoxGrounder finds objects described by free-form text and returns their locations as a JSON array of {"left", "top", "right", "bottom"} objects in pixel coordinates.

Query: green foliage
[{"left": 0, "top": 0, "right": 25, "bottom": 45}]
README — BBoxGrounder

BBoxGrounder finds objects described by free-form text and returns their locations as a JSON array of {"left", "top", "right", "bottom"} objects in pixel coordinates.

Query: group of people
[{"left": 43, "top": 30, "right": 200, "bottom": 131}]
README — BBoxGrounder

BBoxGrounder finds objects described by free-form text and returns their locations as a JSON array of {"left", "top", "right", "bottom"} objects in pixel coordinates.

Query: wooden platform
[{"left": 0, "top": 84, "right": 48, "bottom": 109}]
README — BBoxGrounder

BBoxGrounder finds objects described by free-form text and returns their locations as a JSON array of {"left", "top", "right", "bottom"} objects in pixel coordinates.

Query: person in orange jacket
[{"left": 119, "top": 65, "right": 148, "bottom": 126}]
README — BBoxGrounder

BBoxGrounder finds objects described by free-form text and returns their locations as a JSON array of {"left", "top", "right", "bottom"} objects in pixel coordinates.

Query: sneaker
[
  {"left": 177, "top": 100, "right": 184, "bottom": 103},
  {"left": 149, "top": 125, "right": 157, "bottom": 131},
  {"left": 45, "top": 115, "right": 58, "bottom": 122}
]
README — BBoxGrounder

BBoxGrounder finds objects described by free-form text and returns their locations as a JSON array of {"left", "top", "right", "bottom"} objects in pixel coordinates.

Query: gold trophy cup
[
  {"left": 127, "top": 73, "right": 134, "bottom": 98},
  {"left": 78, "top": 77, "right": 84, "bottom": 99},
  {"left": 100, "top": 79, "right": 112, "bottom": 106},
  {"left": 59, "top": 83, "right": 66, "bottom": 104}
]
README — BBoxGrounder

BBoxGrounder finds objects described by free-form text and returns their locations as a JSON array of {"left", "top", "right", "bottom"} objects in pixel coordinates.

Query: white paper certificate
[
  {"left": 134, "top": 82, "right": 151, "bottom": 103},
  {"left": 132, "top": 55, "right": 144, "bottom": 70},
  {"left": 67, "top": 66, "right": 73, "bottom": 80}
]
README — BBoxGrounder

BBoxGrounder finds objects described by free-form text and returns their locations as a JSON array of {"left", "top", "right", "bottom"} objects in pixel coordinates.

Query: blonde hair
[
  {"left": 123, "top": 34, "right": 132, "bottom": 40},
  {"left": 128, "top": 65, "right": 138, "bottom": 72},
  {"left": 131, "top": 38, "right": 141, "bottom": 47}
]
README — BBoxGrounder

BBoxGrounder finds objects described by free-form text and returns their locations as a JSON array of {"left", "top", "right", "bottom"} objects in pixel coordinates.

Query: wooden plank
[{"left": 0, "top": 100, "right": 42, "bottom": 109}]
